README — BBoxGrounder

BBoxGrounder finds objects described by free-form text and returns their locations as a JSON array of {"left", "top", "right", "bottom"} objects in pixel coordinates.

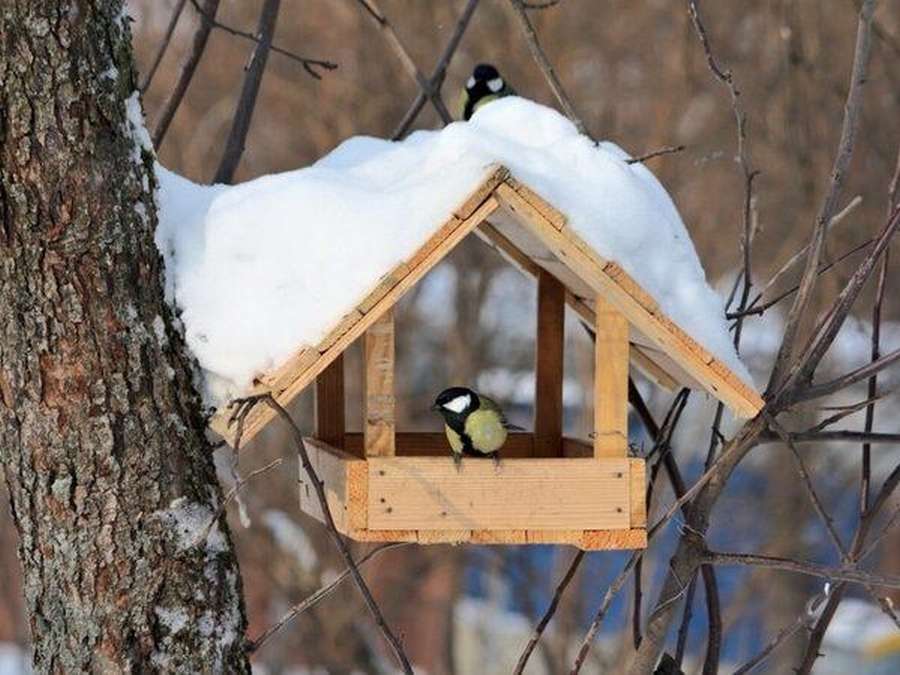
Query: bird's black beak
[{"left": 430, "top": 403, "right": 440, "bottom": 412}]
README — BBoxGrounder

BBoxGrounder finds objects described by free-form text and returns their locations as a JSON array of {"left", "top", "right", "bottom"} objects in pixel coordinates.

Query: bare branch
[
  {"left": 140, "top": 0, "right": 187, "bottom": 93},
  {"left": 768, "top": 0, "right": 877, "bottom": 392},
  {"left": 391, "top": 0, "right": 481, "bottom": 139},
  {"left": 570, "top": 551, "right": 642, "bottom": 674},
  {"left": 513, "top": 549, "right": 584, "bottom": 674},
  {"left": 704, "top": 550, "right": 900, "bottom": 589},
  {"left": 213, "top": 0, "right": 280, "bottom": 184},
  {"left": 186, "top": 0, "right": 336, "bottom": 78},
  {"left": 356, "top": 0, "right": 452, "bottom": 123},
  {"left": 790, "top": 345, "right": 900, "bottom": 404},
  {"left": 248, "top": 542, "right": 410, "bottom": 654},
  {"left": 626, "top": 145, "right": 686, "bottom": 164},
  {"left": 732, "top": 590, "right": 829, "bottom": 675},
  {"left": 506, "top": 0, "right": 590, "bottom": 137},
  {"left": 152, "top": 0, "right": 221, "bottom": 148},
  {"left": 251, "top": 396, "right": 414, "bottom": 674}
]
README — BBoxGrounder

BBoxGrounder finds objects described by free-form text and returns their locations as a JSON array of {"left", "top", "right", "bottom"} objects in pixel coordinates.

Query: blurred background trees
[{"left": 1, "top": 1, "right": 899, "bottom": 673}]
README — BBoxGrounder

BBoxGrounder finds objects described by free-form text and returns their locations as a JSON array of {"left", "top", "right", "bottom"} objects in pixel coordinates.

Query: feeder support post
[
  {"left": 364, "top": 309, "right": 396, "bottom": 456},
  {"left": 534, "top": 269, "right": 566, "bottom": 457},
  {"left": 594, "top": 295, "right": 629, "bottom": 458},
  {"left": 316, "top": 355, "right": 345, "bottom": 448}
]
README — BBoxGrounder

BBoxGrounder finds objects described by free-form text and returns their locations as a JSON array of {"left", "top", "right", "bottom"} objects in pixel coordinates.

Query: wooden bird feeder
[{"left": 210, "top": 165, "right": 763, "bottom": 551}]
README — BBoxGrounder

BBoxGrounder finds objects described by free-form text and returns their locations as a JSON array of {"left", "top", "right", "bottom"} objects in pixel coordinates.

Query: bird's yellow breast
[{"left": 464, "top": 409, "right": 508, "bottom": 453}]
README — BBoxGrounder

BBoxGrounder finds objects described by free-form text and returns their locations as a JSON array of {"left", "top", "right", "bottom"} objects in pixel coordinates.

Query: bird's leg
[
  {"left": 453, "top": 452, "right": 463, "bottom": 472},
  {"left": 490, "top": 452, "right": 501, "bottom": 469}
]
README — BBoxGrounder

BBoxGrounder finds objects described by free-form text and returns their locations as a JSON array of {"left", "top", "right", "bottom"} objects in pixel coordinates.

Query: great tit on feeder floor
[
  {"left": 458, "top": 63, "right": 516, "bottom": 121},
  {"left": 431, "top": 386, "right": 522, "bottom": 469}
]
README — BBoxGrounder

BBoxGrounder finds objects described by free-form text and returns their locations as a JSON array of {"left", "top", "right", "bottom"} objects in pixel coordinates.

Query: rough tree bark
[{"left": 0, "top": 3, "right": 250, "bottom": 672}]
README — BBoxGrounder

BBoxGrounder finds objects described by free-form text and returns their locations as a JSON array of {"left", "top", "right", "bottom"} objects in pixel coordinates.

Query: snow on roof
[{"left": 155, "top": 97, "right": 752, "bottom": 408}]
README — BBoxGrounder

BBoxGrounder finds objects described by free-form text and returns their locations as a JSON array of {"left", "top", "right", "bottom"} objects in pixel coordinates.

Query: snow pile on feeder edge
[{"left": 155, "top": 97, "right": 753, "bottom": 409}]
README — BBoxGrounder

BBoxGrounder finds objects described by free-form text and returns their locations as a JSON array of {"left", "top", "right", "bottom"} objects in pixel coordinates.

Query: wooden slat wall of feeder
[{"left": 217, "top": 164, "right": 765, "bottom": 551}]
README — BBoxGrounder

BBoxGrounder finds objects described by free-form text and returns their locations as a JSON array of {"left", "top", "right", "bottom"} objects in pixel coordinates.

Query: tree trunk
[{"left": 0, "top": 3, "right": 250, "bottom": 672}]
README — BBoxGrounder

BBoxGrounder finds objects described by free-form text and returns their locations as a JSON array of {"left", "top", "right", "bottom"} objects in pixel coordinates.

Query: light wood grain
[
  {"left": 367, "top": 457, "right": 631, "bottom": 531},
  {"left": 364, "top": 309, "right": 395, "bottom": 457},
  {"left": 494, "top": 181, "right": 763, "bottom": 419},
  {"left": 594, "top": 295, "right": 629, "bottom": 458},
  {"left": 211, "top": 196, "right": 500, "bottom": 447},
  {"left": 298, "top": 438, "right": 367, "bottom": 532},
  {"left": 629, "top": 458, "right": 647, "bottom": 528}
]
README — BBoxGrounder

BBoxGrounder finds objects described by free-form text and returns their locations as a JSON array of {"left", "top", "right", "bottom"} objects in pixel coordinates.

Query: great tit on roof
[
  {"left": 431, "top": 386, "right": 521, "bottom": 468},
  {"left": 458, "top": 63, "right": 516, "bottom": 121}
]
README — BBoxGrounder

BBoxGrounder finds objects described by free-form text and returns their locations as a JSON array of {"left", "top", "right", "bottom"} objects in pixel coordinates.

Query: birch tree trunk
[{"left": 0, "top": 3, "right": 250, "bottom": 672}]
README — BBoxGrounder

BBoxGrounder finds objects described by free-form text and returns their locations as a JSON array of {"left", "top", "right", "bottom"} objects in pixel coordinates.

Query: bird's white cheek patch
[
  {"left": 466, "top": 76, "right": 477, "bottom": 90},
  {"left": 487, "top": 77, "right": 504, "bottom": 93},
  {"left": 443, "top": 394, "right": 471, "bottom": 414}
]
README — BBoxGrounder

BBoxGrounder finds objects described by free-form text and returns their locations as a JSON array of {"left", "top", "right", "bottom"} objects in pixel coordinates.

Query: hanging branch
[
  {"left": 140, "top": 0, "right": 187, "bottom": 93},
  {"left": 391, "top": 0, "right": 481, "bottom": 139},
  {"left": 152, "top": 0, "right": 221, "bottom": 147},
  {"left": 213, "top": 0, "right": 281, "bottom": 184},
  {"left": 506, "top": 0, "right": 590, "bottom": 137},
  {"left": 236, "top": 395, "right": 414, "bottom": 674}
]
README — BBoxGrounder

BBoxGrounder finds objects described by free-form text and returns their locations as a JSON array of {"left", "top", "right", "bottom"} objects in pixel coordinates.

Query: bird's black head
[
  {"left": 431, "top": 387, "right": 480, "bottom": 426},
  {"left": 463, "top": 63, "right": 508, "bottom": 120}
]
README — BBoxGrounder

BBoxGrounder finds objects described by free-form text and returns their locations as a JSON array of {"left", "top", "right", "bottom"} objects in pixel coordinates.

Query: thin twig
[
  {"left": 213, "top": 0, "right": 280, "bottom": 184},
  {"left": 790, "top": 345, "right": 900, "bottom": 404},
  {"left": 140, "top": 0, "right": 187, "bottom": 93},
  {"left": 727, "top": 236, "right": 873, "bottom": 320},
  {"left": 768, "top": 0, "right": 877, "bottom": 394},
  {"left": 507, "top": 0, "right": 590, "bottom": 137},
  {"left": 570, "top": 551, "right": 642, "bottom": 674},
  {"left": 252, "top": 395, "right": 414, "bottom": 674},
  {"left": 731, "top": 590, "right": 830, "bottom": 675},
  {"left": 153, "top": 0, "right": 221, "bottom": 147},
  {"left": 704, "top": 550, "right": 900, "bottom": 589},
  {"left": 391, "top": 0, "right": 481, "bottom": 138},
  {"left": 186, "top": 0, "right": 336, "bottom": 78},
  {"left": 626, "top": 145, "right": 686, "bottom": 164},
  {"left": 513, "top": 549, "right": 584, "bottom": 674},
  {"left": 248, "top": 542, "right": 410, "bottom": 653},
  {"left": 355, "top": 0, "right": 452, "bottom": 122}
]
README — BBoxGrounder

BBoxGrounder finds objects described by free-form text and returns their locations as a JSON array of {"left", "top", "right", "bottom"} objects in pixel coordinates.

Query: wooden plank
[
  {"left": 357, "top": 263, "right": 409, "bottom": 315},
  {"left": 580, "top": 529, "right": 647, "bottom": 550},
  {"left": 318, "top": 310, "right": 363, "bottom": 353},
  {"left": 454, "top": 165, "right": 509, "bottom": 219},
  {"left": 345, "top": 528, "right": 418, "bottom": 543},
  {"left": 364, "top": 309, "right": 395, "bottom": 457},
  {"left": 630, "top": 343, "right": 679, "bottom": 392},
  {"left": 297, "top": 438, "right": 367, "bottom": 534},
  {"left": 562, "top": 436, "right": 592, "bottom": 458},
  {"left": 534, "top": 270, "right": 565, "bottom": 457},
  {"left": 210, "top": 196, "right": 500, "bottom": 447},
  {"left": 367, "top": 457, "right": 631, "bottom": 531},
  {"left": 315, "top": 355, "right": 344, "bottom": 448},
  {"left": 416, "top": 530, "right": 471, "bottom": 545},
  {"left": 470, "top": 530, "right": 528, "bottom": 545},
  {"left": 594, "top": 295, "right": 629, "bottom": 458},
  {"left": 505, "top": 175, "right": 567, "bottom": 229},
  {"left": 495, "top": 181, "right": 763, "bottom": 419},
  {"left": 345, "top": 431, "right": 535, "bottom": 458},
  {"left": 629, "top": 458, "right": 646, "bottom": 528}
]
